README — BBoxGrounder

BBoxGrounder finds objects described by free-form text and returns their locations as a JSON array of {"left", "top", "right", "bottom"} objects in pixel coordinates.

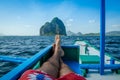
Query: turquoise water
[{"left": 0, "top": 36, "right": 120, "bottom": 77}]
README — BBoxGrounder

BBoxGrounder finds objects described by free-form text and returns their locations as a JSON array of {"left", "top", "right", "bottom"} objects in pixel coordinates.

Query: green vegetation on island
[{"left": 67, "top": 31, "right": 120, "bottom": 36}]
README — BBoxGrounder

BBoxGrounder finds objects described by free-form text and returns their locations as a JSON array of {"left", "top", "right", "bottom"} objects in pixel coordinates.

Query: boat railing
[{"left": 0, "top": 45, "right": 52, "bottom": 80}]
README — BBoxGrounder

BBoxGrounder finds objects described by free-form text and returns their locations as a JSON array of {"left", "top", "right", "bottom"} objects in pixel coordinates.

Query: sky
[{"left": 0, "top": 0, "right": 120, "bottom": 36}]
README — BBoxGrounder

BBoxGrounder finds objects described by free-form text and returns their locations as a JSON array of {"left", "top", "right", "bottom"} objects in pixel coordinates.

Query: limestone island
[{"left": 40, "top": 17, "right": 67, "bottom": 36}]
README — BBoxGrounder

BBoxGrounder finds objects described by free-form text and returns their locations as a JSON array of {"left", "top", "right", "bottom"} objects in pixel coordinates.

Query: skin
[{"left": 38, "top": 35, "right": 73, "bottom": 78}]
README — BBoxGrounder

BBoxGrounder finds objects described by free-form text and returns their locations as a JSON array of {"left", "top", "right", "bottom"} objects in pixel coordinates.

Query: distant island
[
  {"left": 40, "top": 17, "right": 67, "bottom": 36},
  {"left": 67, "top": 31, "right": 120, "bottom": 36}
]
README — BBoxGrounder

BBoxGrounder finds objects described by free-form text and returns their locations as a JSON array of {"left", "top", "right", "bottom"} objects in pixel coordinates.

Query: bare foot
[
  {"left": 52, "top": 43, "right": 56, "bottom": 53},
  {"left": 54, "top": 35, "right": 64, "bottom": 57}
]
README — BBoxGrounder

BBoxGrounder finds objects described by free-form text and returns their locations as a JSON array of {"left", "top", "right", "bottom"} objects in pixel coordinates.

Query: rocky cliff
[{"left": 40, "top": 17, "right": 67, "bottom": 36}]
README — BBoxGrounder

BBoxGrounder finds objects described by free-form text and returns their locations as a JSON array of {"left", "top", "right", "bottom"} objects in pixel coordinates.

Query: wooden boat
[
  {"left": 0, "top": 0, "right": 120, "bottom": 79},
  {"left": 0, "top": 41, "right": 120, "bottom": 80}
]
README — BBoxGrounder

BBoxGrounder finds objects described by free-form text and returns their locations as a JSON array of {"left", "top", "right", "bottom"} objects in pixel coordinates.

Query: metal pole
[
  {"left": 100, "top": 0, "right": 105, "bottom": 75},
  {"left": 110, "top": 58, "right": 115, "bottom": 64}
]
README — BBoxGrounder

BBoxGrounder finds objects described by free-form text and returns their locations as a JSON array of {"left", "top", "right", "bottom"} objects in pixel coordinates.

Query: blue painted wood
[
  {"left": 62, "top": 45, "right": 79, "bottom": 48},
  {"left": 0, "top": 45, "right": 52, "bottom": 80},
  {"left": 64, "top": 60, "right": 82, "bottom": 75},
  {"left": 110, "top": 58, "right": 115, "bottom": 64},
  {"left": 0, "top": 55, "right": 27, "bottom": 63},
  {"left": 79, "top": 64, "right": 120, "bottom": 69},
  {"left": 100, "top": 0, "right": 105, "bottom": 75}
]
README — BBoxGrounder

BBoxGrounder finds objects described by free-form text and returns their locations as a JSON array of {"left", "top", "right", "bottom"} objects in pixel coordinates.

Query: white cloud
[
  {"left": 24, "top": 25, "right": 32, "bottom": 27},
  {"left": 68, "top": 19, "right": 73, "bottom": 22},
  {"left": 67, "top": 19, "right": 73, "bottom": 22},
  {"left": 111, "top": 24, "right": 120, "bottom": 27},
  {"left": 66, "top": 18, "right": 74, "bottom": 27},
  {"left": 66, "top": 23, "right": 72, "bottom": 27},
  {"left": 88, "top": 19, "right": 95, "bottom": 24}
]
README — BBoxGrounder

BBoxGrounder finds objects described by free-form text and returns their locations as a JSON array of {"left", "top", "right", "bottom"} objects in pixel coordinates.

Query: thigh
[
  {"left": 59, "top": 62, "right": 73, "bottom": 77},
  {"left": 58, "top": 72, "right": 86, "bottom": 80}
]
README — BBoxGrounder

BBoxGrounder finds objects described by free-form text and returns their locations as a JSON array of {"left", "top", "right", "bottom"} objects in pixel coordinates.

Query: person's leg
[
  {"left": 58, "top": 51, "right": 86, "bottom": 80},
  {"left": 37, "top": 35, "right": 63, "bottom": 78},
  {"left": 59, "top": 58, "right": 73, "bottom": 77}
]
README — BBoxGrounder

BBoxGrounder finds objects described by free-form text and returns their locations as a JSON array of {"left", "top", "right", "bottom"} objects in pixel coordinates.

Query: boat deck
[
  {"left": 75, "top": 41, "right": 120, "bottom": 80},
  {"left": 86, "top": 70, "right": 120, "bottom": 80},
  {"left": 75, "top": 41, "right": 120, "bottom": 64}
]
